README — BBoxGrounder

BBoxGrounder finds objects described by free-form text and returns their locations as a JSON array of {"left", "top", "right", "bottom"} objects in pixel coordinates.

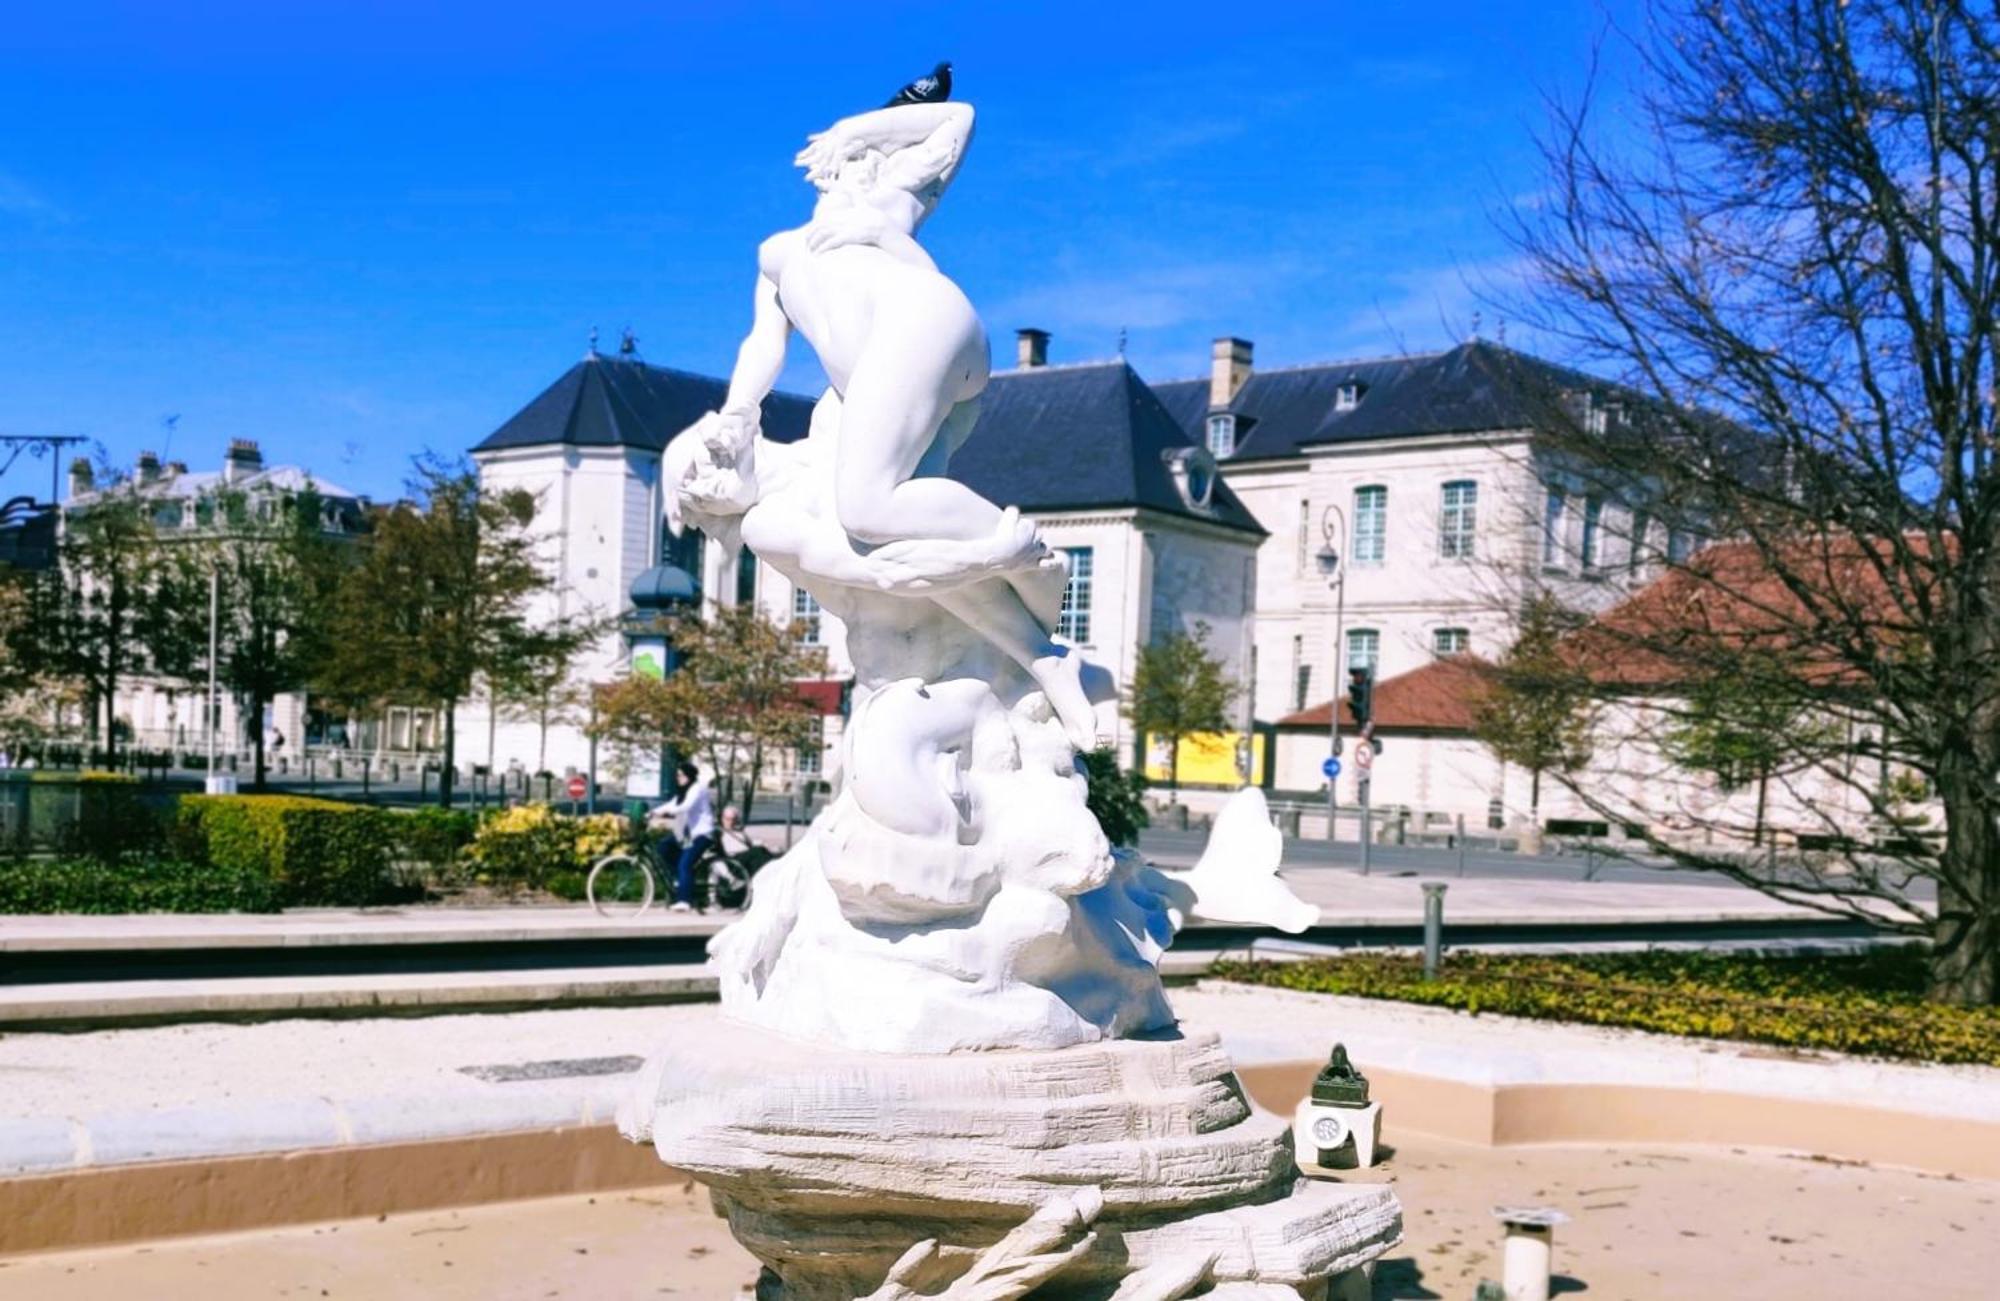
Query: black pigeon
[{"left": 883, "top": 61, "right": 952, "bottom": 108}]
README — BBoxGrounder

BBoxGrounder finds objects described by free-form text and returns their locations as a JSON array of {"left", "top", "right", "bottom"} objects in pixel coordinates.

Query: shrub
[
  {"left": 0, "top": 856, "right": 282, "bottom": 914},
  {"left": 1212, "top": 948, "right": 2000, "bottom": 1068},
  {"left": 392, "top": 806, "right": 479, "bottom": 869},
  {"left": 1079, "top": 747, "right": 1150, "bottom": 847},
  {"left": 467, "top": 804, "right": 628, "bottom": 890},
  {"left": 177, "top": 794, "right": 396, "bottom": 905}
]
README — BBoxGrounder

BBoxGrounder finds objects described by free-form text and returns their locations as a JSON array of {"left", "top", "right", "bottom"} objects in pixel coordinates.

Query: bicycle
[{"left": 586, "top": 839, "right": 663, "bottom": 918}]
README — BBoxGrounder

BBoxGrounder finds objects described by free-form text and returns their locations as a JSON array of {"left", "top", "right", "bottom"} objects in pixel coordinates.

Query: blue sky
[{"left": 0, "top": 1, "right": 1638, "bottom": 502}]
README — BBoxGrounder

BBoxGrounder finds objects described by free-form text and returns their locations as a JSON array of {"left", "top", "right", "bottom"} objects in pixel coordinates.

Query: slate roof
[
  {"left": 477, "top": 354, "right": 1263, "bottom": 535},
  {"left": 472, "top": 355, "right": 816, "bottom": 454},
  {"left": 949, "top": 361, "right": 1265, "bottom": 536},
  {"left": 1154, "top": 340, "right": 1609, "bottom": 462},
  {"left": 70, "top": 464, "right": 364, "bottom": 507}
]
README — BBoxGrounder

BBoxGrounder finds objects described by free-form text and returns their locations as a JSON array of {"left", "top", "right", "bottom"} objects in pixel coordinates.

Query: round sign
[
  {"left": 1355, "top": 742, "right": 1375, "bottom": 771},
  {"left": 1321, "top": 756, "right": 1342, "bottom": 779},
  {"left": 566, "top": 774, "right": 588, "bottom": 800}
]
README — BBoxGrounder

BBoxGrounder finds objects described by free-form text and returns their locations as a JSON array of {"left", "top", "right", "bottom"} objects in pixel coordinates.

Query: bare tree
[{"left": 1502, "top": 0, "right": 2000, "bottom": 1003}]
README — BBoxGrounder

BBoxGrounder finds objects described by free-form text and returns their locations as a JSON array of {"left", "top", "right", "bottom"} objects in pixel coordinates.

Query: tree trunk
[
  {"left": 1166, "top": 731, "right": 1181, "bottom": 801},
  {"left": 1529, "top": 766, "right": 1542, "bottom": 825},
  {"left": 439, "top": 698, "right": 457, "bottom": 808},
  {"left": 1929, "top": 749, "right": 2000, "bottom": 1006},
  {"left": 1753, "top": 769, "right": 1770, "bottom": 848},
  {"left": 251, "top": 691, "right": 268, "bottom": 790},
  {"left": 744, "top": 738, "right": 763, "bottom": 823},
  {"left": 536, "top": 696, "right": 550, "bottom": 774}
]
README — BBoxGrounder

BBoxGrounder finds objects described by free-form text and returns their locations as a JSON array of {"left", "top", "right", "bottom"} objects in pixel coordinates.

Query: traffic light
[{"left": 1347, "top": 666, "right": 1373, "bottom": 731}]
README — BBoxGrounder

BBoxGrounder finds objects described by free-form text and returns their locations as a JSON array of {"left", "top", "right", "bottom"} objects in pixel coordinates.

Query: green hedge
[
  {"left": 176, "top": 794, "right": 396, "bottom": 905},
  {"left": 1212, "top": 948, "right": 2000, "bottom": 1067},
  {"left": 390, "top": 806, "right": 479, "bottom": 869},
  {"left": 0, "top": 856, "right": 282, "bottom": 914}
]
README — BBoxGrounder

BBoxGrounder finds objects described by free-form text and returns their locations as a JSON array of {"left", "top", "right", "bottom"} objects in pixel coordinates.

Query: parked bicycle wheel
[{"left": 587, "top": 852, "right": 655, "bottom": 918}]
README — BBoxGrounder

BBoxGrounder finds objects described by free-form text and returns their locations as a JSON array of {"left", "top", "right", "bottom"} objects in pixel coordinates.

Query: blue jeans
[{"left": 672, "top": 834, "right": 712, "bottom": 906}]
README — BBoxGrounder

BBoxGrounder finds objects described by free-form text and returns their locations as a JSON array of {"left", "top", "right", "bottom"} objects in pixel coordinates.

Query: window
[
  {"left": 797, "top": 718, "right": 824, "bottom": 775},
  {"left": 1335, "top": 381, "right": 1363, "bottom": 411},
  {"left": 1542, "top": 485, "right": 1567, "bottom": 567},
  {"left": 1433, "top": 627, "right": 1470, "bottom": 657},
  {"left": 1291, "top": 635, "right": 1309, "bottom": 711},
  {"left": 663, "top": 524, "right": 706, "bottom": 600},
  {"left": 1628, "top": 510, "right": 1651, "bottom": 572},
  {"left": 1581, "top": 496, "right": 1604, "bottom": 570},
  {"left": 735, "top": 546, "right": 759, "bottom": 606},
  {"left": 1353, "top": 485, "right": 1386, "bottom": 567},
  {"left": 1058, "top": 547, "right": 1093, "bottom": 643},
  {"left": 1667, "top": 529, "right": 1696, "bottom": 564},
  {"left": 1296, "top": 500, "right": 1312, "bottom": 574},
  {"left": 1583, "top": 394, "right": 1610, "bottom": 436},
  {"left": 1439, "top": 481, "right": 1478, "bottom": 560},
  {"left": 1206, "top": 413, "right": 1236, "bottom": 458},
  {"left": 1346, "top": 628, "right": 1380, "bottom": 675},
  {"left": 792, "top": 585, "right": 822, "bottom": 645}
]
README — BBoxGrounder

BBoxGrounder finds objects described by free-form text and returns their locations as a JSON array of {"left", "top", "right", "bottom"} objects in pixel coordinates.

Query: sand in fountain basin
[{"left": 1, "top": 1131, "right": 1992, "bottom": 1300}]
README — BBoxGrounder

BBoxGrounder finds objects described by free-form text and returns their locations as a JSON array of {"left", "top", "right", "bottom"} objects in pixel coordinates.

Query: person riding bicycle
[{"left": 648, "top": 761, "right": 715, "bottom": 913}]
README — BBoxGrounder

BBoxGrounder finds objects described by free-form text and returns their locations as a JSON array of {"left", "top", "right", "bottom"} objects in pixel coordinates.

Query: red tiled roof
[
  {"left": 792, "top": 679, "right": 849, "bottom": 716},
  {"left": 1569, "top": 536, "right": 1935, "bottom": 689},
  {"left": 1276, "top": 655, "right": 1493, "bottom": 733}
]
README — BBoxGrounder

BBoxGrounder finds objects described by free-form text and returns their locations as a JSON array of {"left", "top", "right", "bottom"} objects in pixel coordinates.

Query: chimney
[
  {"left": 165, "top": 460, "right": 189, "bottom": 477},
  {"left": 1016, "top": 328, "right": 1050, "bottom": 369},
  {"left": 1210, "top": 336, "right": 1253, "bottom": 408},
  {"left": 67, "top": 458, "right": 94, "bottom": 499},
  {"left": 135, "top": 450, "right": 162, "bottom": 485},
  {"left": 223, "top": 438, "right": 263, "bottom": 485}
]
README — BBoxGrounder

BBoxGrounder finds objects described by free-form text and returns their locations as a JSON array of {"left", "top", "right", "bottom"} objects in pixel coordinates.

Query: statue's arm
[{"left": 723, "top": 271, "right": 790, "bottom": 416}]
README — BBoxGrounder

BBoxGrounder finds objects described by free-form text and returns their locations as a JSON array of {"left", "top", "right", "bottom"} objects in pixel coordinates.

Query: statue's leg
[
  {"left": 835, "top": 334, "right": 998, "bottom": 546},
  {"left": 933, "top": 581, "right": 1098, "bottom": 751}
]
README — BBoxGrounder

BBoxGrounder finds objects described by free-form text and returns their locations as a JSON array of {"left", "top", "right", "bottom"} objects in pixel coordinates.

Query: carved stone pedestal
[{"left": 620, "top": 1019, "right": 1402, "bottom": 1299}]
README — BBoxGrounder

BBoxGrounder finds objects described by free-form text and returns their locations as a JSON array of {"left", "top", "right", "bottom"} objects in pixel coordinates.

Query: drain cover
[{"left": 457, "top": 1054, "right": 646, "bottom": 1084}]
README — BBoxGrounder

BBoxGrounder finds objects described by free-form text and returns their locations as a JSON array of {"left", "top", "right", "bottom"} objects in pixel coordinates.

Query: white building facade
[{"left": 460, "top": 338, "right": 1265, "bottom": 786}]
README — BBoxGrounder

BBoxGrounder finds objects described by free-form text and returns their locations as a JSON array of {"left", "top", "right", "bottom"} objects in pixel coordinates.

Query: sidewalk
[{"left": 0, "top": 873, "right": 1840, "bottom": 956}]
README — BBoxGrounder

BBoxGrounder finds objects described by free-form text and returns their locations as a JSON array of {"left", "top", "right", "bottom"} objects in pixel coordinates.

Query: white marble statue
[
  {"left": 662, "top": 98, "right": 1313, "bottom": 1055},
  {"left": 625, "top": 88, "right": 1402, "bottom": 1301}
]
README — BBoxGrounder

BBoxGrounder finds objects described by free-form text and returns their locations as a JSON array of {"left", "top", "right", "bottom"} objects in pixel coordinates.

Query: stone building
[
  {"left": 460, "top": 333, "right": 1265, "bottom": 784},
  {"left": 61, "top": 441, "right": 371, "bottom": 755}
]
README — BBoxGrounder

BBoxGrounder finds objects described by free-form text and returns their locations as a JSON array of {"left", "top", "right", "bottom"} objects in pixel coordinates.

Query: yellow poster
[{"left": 1143, "top": 731, "right": 1267, "bottom": 786}]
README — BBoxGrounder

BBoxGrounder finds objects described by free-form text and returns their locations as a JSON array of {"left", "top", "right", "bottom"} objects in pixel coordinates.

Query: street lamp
[{"left": 1315, "top": 505, "right": 1347, "bottom": 844}]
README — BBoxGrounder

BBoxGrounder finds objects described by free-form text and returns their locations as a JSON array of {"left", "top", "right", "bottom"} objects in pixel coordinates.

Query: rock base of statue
[{"left": 619, "top": 1018, "right": 1402, "bottom": 1300}]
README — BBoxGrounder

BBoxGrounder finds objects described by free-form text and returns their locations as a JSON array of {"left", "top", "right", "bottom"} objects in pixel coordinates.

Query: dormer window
[
  {"left": 1205, "top": 413, "right": 1236, "bottom": 458},
  {"left": 1335, "top": 380, "right": 1364, "bottom": 411},
  {"left": 1164, "top": 446, "right": 1219, "bottom": 511}
]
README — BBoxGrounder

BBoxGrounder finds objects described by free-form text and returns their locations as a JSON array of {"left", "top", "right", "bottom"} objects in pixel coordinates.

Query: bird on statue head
[{"left": 883, "top": 61, "right": 952, "bottom": 108}]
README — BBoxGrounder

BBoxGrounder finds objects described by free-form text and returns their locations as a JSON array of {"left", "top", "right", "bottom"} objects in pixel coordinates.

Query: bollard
[
  {"left": 784, "top": 790, "right": 796, "bottom": 851},
  {"left": 308, "top": 757, "right": 317, "bottom": 793},
  {"left": 1358, "top": 778, "right": 1373, "bottom": 876},
  {"left": 1456, "top": 813, "right": 1469, "bottom": 877},
  {"left": 361, "top": 758, "right": 371, "bottom": 801},
  {"left": 1421, "top": 882, "right": 1447, "bottom": 980},
  {"left": 1491, "top": 1206, "right": 1568, "bottom": 1301}
]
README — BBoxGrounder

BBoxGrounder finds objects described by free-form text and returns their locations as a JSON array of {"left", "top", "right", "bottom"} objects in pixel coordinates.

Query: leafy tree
[
  {"left": 213, "top": 485, "right": 350, "bottom": 788},
  {"left": 491, "top": 616, "right": 601, "bottom": 775},
  {"left": 594, "top": 603, "right": 825, "bottom": 819},
  {"left": 1503, "top": 0, "right": 2000, "bottom": 1002},
  {"left": 1124, "top": 620, "right": 1240, "bottom": 800},
  {"left": 1078, "top": 746, "right": 1149, "bottom": 847},
  {"left": 316, "top": 457, "right": 554, "bottom": 807},
  {"left": 46, "top": 482, "right": 167, "bottom": 761},
  {"left": 1663, "top": 659, "right": 1837, "bottom": 848},
  {"left": 1472, "top": 595, "right": 1594, "bottom": 825}
]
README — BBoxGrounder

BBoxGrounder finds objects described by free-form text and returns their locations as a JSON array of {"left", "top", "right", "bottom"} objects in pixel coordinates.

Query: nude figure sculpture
[{"left": 659, "top": 98, "right": 1313, "bottom": 1054}]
